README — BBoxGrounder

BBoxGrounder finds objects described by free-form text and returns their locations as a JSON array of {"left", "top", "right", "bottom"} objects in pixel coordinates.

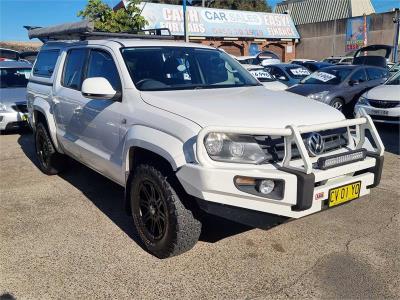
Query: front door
[{"left": 74, "top": 48, "right": 123, "bottom": 183}]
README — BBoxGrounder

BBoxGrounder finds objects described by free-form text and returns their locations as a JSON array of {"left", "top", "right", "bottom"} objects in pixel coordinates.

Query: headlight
[
  {"left": 357, "top": 96, "right": 369, "bottom": 106},
  {"left": 0, "top": 103, "right": 7, "bottom": 112},
  {"left": 204, "top": 133, "right": 267, "bottom": 164},
  {"left": 308, "top": 91, "right": 329, "bottom": 101}
]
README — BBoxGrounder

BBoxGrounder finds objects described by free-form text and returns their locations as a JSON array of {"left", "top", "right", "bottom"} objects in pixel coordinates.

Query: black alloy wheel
[
  {"left": 130, "top": 164, "right": 202, "bottom": 258},
  {"left": 138, "top": 179, "right": 168, "bottom": 241},
  {"left": 34, "top": 122, "right": 65, "bottom": 175}
]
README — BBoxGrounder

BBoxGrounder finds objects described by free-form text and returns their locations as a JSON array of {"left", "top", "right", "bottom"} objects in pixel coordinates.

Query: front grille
[
  {"left": 11, "top": 104, "right": 28, "bottom": 113},
  {"left": 369, "top": 99, "right": 399, "bottom": 109},
  {"left": 255, "top": 128, "right": 348, "bottom": 163}
]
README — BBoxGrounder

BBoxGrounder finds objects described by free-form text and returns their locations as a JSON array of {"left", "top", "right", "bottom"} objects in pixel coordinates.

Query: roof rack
[{"left": 24, "top": 20, "right": 174, "bottom": 43}]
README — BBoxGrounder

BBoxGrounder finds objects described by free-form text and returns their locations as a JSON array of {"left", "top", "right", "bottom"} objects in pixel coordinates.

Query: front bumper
[
  {"left": 177, "top": 154, "right": 380, "bottom": 219},
  {"left": 355, "top": 104, "right": 400, "bottom": 124},
  {"left": 177, "top": 114, "right": 384, "bottom": 219},
  {"left": 0, "top": 111, "right": 29, "bottom": 131}
]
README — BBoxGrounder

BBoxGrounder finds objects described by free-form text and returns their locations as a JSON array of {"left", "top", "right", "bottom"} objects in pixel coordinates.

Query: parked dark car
[
  {"left": 265, "top": 64, "right": 311, "bottom": 86},
  {"left": 0, "top": 48, "right": 19, "bottom": 61},
  {"left": 301, "top": 61, "right": 334, "bottom": 72},
  {"left": 287, "top": 65, "right": 390, "bottom": 116},
  {"left": 0, "top": 48, "right": 38, "bottom": 64},
  {"left": 19, "top": 51, "right": 38, "bottom": 64}
]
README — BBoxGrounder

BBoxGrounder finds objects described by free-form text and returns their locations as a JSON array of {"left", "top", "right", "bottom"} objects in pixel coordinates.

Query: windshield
[
  {"left": 284, "top": 66, "right": 310, "bottom": 79},
  {"left": 0, "top": 67, "right": 31, "bottom": 88},
  {"left": 301, "top": 68, "right": 353, "bottom": 85},
  {"left": 121, "top": 47, "right": 259, "bottom": 91},
  {"left": 386, "top": 72, "right": 400, "bottom": 85}
]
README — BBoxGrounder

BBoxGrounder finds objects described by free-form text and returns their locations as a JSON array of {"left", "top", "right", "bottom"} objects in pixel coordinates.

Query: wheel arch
[
  {"left": 32, "top": 98, "right": 62, "bottom": 152},
  {"left": 122, "top": 125, "right": 196, "bottom": 214},
  {"left": 122, "top": 125, "right": 193, "bottom": 175}
]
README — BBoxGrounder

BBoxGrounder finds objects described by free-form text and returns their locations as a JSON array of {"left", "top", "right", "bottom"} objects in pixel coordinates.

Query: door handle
[{"left": 73, "top": 106, "right": 83, "bottom": 114}]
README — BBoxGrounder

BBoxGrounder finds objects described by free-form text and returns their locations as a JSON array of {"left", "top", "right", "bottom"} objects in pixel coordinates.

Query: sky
[{"left": 0, "top": 0, "right": 398, "bottom": 41}]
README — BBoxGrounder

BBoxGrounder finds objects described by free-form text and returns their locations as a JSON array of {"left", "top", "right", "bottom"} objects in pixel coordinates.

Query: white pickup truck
[{"left": 26, "top": 25, "right": 384, "bottom": 258}]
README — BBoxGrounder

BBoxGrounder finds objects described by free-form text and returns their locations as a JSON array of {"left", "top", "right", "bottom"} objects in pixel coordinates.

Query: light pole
[
  {"left": 393, "top": 8, "right": 400, "bottom": 63},
  {"left": 183, "top": 0, "right": 189, "bottom": 42}
]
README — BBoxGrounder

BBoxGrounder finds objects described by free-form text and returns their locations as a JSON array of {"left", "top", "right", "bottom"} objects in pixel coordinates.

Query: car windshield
[
  {"left": 284, "top": 66, "right": 311, "bottom": 79},
  {"left": 385, "top": 72, "right": 400, "bottom": 85},
  {"left": 0, "top": 67, "right": 31, "bottom": 88},
  {"left": 121, "top": 47, "right": 260, "bottom": 91},
  {"left": 301, "top": 68, "right": 353, "bottom": 85}
]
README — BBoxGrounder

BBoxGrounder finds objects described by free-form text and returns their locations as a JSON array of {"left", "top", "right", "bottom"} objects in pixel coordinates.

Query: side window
[
  {"left": 86, "top": 50, "right": 121, "bottom": 91},
  {"left": 33, "top": 49, "right": 59, "bottom": 78},
  {"left": 366, "top": 68, "right": 386, "bottom": 80},
  {"left": 62, "top": 49, "right": 87, "bottom": 90},
  {"left": 350, "top": 69, "right": 367, "bottom": 82}
]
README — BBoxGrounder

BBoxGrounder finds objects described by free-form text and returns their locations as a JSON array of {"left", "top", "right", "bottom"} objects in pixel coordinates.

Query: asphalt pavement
[{"left": 0, "top": 125, "right": 399, "bottom": 299}]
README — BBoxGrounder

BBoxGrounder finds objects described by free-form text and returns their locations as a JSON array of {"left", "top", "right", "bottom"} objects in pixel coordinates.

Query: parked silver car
[
  {"left": 355, "top": 71, "right": 400, "bottom": 124},
  {"left": 0, "top": 61, "right": 31, "bottom": 131}
]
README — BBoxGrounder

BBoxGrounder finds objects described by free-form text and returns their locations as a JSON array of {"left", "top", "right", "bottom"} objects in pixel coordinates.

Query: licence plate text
[{"left": 329, "top": 181, "right": 361, "bottom": 207}]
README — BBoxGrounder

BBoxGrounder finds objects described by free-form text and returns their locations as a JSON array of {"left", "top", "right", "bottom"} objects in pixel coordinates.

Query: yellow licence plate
[{"left": 328, "top": 181, "right": 361, "bottom": 207}]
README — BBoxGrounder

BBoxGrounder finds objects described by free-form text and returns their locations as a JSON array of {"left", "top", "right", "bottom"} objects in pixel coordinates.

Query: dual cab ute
[{"left": 26, "top": 22, "right": 384, "bottom": 258}]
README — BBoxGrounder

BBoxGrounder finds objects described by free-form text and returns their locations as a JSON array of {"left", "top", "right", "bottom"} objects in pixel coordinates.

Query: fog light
[{"left": 258, "top": 179, "right": 275, "bottom": 195}]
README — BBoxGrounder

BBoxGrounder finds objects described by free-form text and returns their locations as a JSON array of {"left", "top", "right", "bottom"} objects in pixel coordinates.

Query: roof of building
[{"left": 275, "top": 0, "right": 375, "bottom": 25}]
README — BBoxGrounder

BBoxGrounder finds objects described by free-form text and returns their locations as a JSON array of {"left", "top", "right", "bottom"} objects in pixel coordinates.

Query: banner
[
  {"left": 135, "top": 2, "right": 300, "bottom": 39},
  {"left": 345, "top": 16, "right": 370, "bottom": 52}
]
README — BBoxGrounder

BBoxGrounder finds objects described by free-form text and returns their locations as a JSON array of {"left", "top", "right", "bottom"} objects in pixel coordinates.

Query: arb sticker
[{"left": 315, "top": 192, "right": 325, "bottom": 200}]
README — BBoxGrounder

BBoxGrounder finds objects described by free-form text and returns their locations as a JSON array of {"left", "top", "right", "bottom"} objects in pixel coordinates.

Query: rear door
[{"left": 53, "top": 48, "right": 88, "bottom": 157}]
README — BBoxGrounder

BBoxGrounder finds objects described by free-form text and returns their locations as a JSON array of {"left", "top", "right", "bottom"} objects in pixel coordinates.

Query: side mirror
[
  {"left": 278, "top": 76, "right": 287, "bottom": 81},
  {"left": 81, "top": 77, "right": 116, "bottom": 99},
  {"left": 349, "top": 80, "right": 359, "bottom": 86}
]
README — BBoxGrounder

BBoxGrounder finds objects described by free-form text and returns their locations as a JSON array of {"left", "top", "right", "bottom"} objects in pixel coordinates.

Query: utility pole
[
  {"left": 183, "top": 0, "right": 189, "bottom": 42},
  {"left": 393, "top": 8, "right": 400, "bottom": 63}
]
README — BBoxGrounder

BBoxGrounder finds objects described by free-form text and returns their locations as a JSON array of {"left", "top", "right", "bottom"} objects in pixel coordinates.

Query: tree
[{"left": 78, "top": 0, "right": 148, "bottom": 33}]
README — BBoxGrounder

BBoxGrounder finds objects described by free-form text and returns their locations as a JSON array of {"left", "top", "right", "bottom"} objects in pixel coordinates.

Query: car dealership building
[{"left": 115, "top": 1, "right": 300, "bottom": 61}]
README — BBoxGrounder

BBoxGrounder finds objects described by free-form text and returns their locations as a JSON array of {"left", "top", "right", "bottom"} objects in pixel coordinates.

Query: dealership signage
[
  {"left": 134, "top": 2, "right": 300, "bottom": 39},
  {"left": 345, "top": 16, "right": 370, "bottom": 52}
]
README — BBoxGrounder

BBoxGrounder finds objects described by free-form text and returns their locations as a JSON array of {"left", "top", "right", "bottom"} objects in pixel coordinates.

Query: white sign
[
  {"left": 290, "top": 68, "right": 310, "bottom": 76},
  {"left": 133, "top": 2, "right": 300, "bottom": 39},
  {"left": 250, "top": 70, "right": 273, "bottom": 79},
  {"left": 310, "top": 72, "right": 336, "bottom": 82}
]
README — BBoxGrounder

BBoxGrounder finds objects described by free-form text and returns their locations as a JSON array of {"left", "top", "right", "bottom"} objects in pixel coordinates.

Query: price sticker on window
[
  {"left": 250, "top": 70, "right": 272, "bottom": 79},
  {"left": 310, "top": 72, "right": 336, "bottom": 82},
  {"left": 290, "top": 68, "right": 310, "bottom": 76}
]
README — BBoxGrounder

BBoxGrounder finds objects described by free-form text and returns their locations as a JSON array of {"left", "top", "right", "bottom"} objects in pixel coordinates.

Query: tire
[
  {"left": 330, "top": 98, "right": 345, "bottom": 112},
  {"left": 130, "top": 164, "right": 202, "bottom": 258},
  {"left": 34, "top": 122, "right": 66, "bottom": 175}
]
